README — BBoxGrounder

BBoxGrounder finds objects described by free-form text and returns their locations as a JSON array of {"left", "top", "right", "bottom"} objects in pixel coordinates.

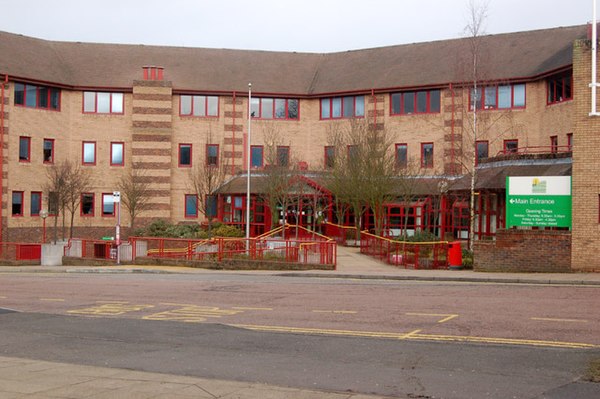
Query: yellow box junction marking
[
  {"left": 232, "top": 324, "right": 598, "bottom": 350},
  {"left": 312, "top": 310, "right": 357, "bottom": 314},
  {"left": 531, "top": 317, "right": 589, "bottom": 323},
  {"left": 406, "top": 313, "right": 459, "bottom": 323},
  {"left": 40, "top": 298, "right": 65, "bottom": 302},
  {"left": 232, "top": 307, "right": 273, "bottom": 311},
  {"left": 143, "top": 304, "right": 243, "bottom": 323},
  {"left": 68, "top": 302, "right": 154, "bottom": 316}
]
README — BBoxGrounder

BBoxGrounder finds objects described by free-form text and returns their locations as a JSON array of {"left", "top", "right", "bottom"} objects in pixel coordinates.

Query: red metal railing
[
  {"left": 0, "top": 242, "right": 41, "bottom": 261},
  {"left": 129, "top": 236, "right": 336, "bottom": 267},
  {"left": 360, "top": 232, "right": 448, "bottom": 269},
  {"left": 496, "top": 145, "right": 571, "bottom": 156},
  {"left": 64, "top": 238, "right": 116, "bottom": 260},
  {"left": 322, "top": 222, "right": 359, "bottom": 246}
]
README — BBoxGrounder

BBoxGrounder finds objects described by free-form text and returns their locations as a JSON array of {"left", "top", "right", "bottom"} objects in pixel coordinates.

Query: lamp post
[
  {"left": 246, "top": 83, "right": 252, "bottom": 245},
  {"left": 39, "top": 210, "right": 48, "bottom": 243},
  {"left": 113, "top": 191, "right": 121, "bottom": 264}
]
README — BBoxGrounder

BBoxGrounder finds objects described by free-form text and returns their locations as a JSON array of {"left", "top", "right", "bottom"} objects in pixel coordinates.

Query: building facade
[{"left": 0, "top": 25, "right": 596, "bottom": 270}]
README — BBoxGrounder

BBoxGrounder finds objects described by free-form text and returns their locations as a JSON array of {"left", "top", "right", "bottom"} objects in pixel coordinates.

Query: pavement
[{"left": 1, "top": 245, "right": 600, "bottom": 398}]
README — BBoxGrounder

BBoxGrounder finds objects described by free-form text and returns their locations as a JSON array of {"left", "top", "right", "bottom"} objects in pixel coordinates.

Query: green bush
[
  {"left": 135, "top": 220, "right": 245, "bottom": 239},
  {"left": 462, "top": 249, "right": 474, "bottom": 269},
  {"left": 393, "top": 231, "right": 439, "bottom": 243}
]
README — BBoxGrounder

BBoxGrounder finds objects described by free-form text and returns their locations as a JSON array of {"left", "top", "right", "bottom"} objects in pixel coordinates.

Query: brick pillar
[
  {"left": 571, "top": 39, "right": 600, "bottom": 271},
  {"left": 0, "top": 80, "right": 8, "bottom": 241},
  {"left": 223, "top": 95, "right": 244, "bottom": 174},
  {"left": 443, "top": 86, "right": 464, "bottom": 175},
  {"left": 131, "top": 77, "right": 173, "bottom": 224}
]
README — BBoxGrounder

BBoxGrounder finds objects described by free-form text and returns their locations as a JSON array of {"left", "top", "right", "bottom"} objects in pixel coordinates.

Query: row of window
[
  {"left": 14, "top": 73, "right": 573, "bottom": 115},
  {"left": 18, "top": 137, "right": 124, "bottom": 166}
]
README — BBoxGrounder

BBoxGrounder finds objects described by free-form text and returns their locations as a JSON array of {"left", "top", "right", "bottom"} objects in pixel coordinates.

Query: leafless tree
[{"left": 117, "top": 168, "right": 152, "bottom": 230}]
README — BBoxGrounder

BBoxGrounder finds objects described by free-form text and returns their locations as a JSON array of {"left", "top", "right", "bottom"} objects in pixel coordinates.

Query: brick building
[{"left": 0, "top": 25, "right": 597, "bottom": 270}]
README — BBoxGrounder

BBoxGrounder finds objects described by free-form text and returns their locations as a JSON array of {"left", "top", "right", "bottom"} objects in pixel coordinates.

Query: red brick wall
[{"left": 474, "top": 229, "right": 571, "bottom": 272}]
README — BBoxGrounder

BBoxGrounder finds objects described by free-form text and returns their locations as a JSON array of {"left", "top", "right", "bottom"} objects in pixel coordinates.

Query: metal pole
[
  {"left": 592, "top": 0, "right": 599, "bottom": 116},
  {"left": 246, "top": 83, "right": 252, "bottom": 245}
]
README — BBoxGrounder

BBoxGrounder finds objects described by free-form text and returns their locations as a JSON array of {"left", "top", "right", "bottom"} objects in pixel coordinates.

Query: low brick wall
[
  {"left": 134, "top": 257, "right": 335, "bottom": 271},
  {"left": 474, "top": 229, "right": 571, "bottom": 273}
]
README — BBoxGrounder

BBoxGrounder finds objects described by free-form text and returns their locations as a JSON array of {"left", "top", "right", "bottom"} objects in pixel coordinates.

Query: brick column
[
  {"left": 443, "top": 86, "right": 463, "bottom": 175},
  {"left": 223, "top": 95, "right": 244, "bottom": 174}
]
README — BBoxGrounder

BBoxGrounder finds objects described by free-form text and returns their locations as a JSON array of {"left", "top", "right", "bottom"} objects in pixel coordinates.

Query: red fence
[
  {"left": 322, "top": 222, "right": 359, "bottom": 246},
  {"left": 64, "top": 239, "right": 116, "bottom": 260},
  {"left": 360, "top": 232, "right": 448, "bottom": 269},
  {"left": 0, "top": 242, "right": 41, "bottom": 261},
  {"left": 129, "top": 236, "right": 336, "bottom": 267}
]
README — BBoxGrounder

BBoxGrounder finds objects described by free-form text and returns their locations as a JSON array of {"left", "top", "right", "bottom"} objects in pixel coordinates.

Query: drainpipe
[
  {"left": 0, "top": 74, "right": 7, "bottom": 243},
  {"left": 232, "top": 91, "right": 237, "bottom": 175},
  {"left": 591, "top": 1, "right": 600, "bottom": 116},
  {"left": 450, "top": 83, "right": 456, "bottom": 174}
]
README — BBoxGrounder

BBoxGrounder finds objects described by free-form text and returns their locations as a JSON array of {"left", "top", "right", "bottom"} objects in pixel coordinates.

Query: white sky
[{"left": 0, "top": 0, "right": 593, "bottom": 52}]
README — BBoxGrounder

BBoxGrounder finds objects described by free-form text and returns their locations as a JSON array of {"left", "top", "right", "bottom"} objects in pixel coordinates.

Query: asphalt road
[{"left": 1, "top": 272, "right": 599, "bottom": 398}]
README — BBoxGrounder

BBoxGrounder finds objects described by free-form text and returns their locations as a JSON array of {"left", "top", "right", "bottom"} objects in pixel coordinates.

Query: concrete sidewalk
[
  {"left": 0, "top": 356, "right": 386, "bottom": 399},
  {"left": 2, "top": 245, "right": 600, "bottom": 286}
]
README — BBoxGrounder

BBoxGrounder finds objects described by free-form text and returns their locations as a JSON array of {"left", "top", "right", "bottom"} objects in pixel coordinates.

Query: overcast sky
[{"left": 0, "top": 0, "right": 593, "bottom": 52}]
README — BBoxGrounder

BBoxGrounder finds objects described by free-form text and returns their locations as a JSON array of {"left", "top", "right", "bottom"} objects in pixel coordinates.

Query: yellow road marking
[
  {"left": 312, "top": 310, "right": 357, "bottom": 314},
  {"left": 0, "top": 296, "right": 6, "bottom": 299},
  {"left": 68, "top": 302, "right": 154, "bottom": 316},
  {"left": 232, "top": 307, "right": 273, "bottom": 311},
  {"left": 531, "top": 317, "right": 589, "bottom": 323},
  {"left": 144, "top": 305, "right": 242, "bottom": 323},
  {"left": 40, "top": 298, "right": 65, "bottom": 302},
  {"left": 406, "top": 313, "right": 459, "bottom": 323},
  {"left": 231, "top": 324, "right": 598, "bottom": 349}
]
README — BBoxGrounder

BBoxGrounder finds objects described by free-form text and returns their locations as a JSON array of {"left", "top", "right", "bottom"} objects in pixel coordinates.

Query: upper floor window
[
  {"left": 395, "top": 143, "right": 408, "bottom": 169},
  {"left": 81, "top": 193, "right": 94, "bottom": 216},
  {"left": 320, "top": 96, "right": 365, "bottom": 119},
  {"left": 111, "top": 142, "right": 124, "bottom": 166},
  {"left": 185, "top": 195, "right": 198, "bottom": 218},
  {"left": 83, "top": 92, "right": 124, "bottom": 114},
  {"left": 19, "top": 136, "right": 31, "bottom": 162},
  {"left": 476, "top": 141, "right": 489, "bottom": 165},
  {"left": 179, "top": 144, "right": 192, "bottom": 167},
  {"left": 43, "top": 139, "right": 54, "bottom": 164},
  {"left": 102, "top": 193, "right": 115, "bottom": 216},
  {"left": 324, "top": 146, "right": 335, "bottom": 169},
  {"left": 31, "top": 192, "right": 42, "bottom": 216},
  {"left": 251, "top": 145, "right": 263, "bottom": 168},
  {"left": 276, "top": 146, "right": 290, "bottom": 167},
  {"left": 547, "top": 72, "right": 572, "bottom": 105},
  {"left": 82, "top": 141, "right": 96, "bottom": 165},
  {"left": 391, "top": 90, "right": 440, "bottom": 115},
  {"left": 206, "top": 144, "right": 219, "bottom": 166},
  {"left": 550, "top": 135, "right": 558, "bottom": 153},
  {"left": 421, "top": 143, "right": 434, "bottom": 169},
  {"left": 180, "top": 95, "right": 219, "bottom": 117},
  {"left": 470, "top": 84, "right": 525, "bottom": 111},
  {"left": 14, "top": 83, "right": 60, "bottom": 111},
  {"left": 12, "top": 191, "right": 23, "bottom": 216},
  {"left": 251, "top": 98, "right": 299, "bottom": 120},
  {"left": 504, "top": 139, "right": 518, "bottom": 154},
  {"left": 567, "top": 133, "right": 573, "bottom": 151}
]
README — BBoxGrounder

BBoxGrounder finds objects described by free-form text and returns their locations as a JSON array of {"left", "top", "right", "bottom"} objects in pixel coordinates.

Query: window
[
  {"left": 185, "top": 195, "right": 198, "bottom": 218},
  {"left": 102, "top": 193, "right": 115, "bottom": 216},
  {"left": 250, "top": 97, "right": 299, "bottom": 120},
  {"left": 81, "top": 193, "right": 94, "bottom": 216},
  {"left": 504, "top": 139, "right": 518, "bottom": 154},
  {"left": 324, "top": 146, "right": 335, "bottom": 169},
  {"left": 31, "top": 192, "right": 42, "bottom": 216},
  {"left": 48, "top": 192, "right": 58, "bottom": 216},
  {"left": 470, "top": 84, "right": 526, "bottom": 110},
  {"left": 395, "top": 143, "right": 407, "bottom": 168},
  {"left": 19, "top": 136, "right": 31, "bottom": 162},
  {"left": 251, "top": 145, "right": 263, "bottom": 168},
  {"left": 421, "top": 143, "right": 433, "bottom": 168},
  {"left": 476, "top": 141, "right": 489, "bottom": 165},
  {"left": 276, "top": 146, "right": 290, "bottom": 167},
  {"left": 82, "top": 141, "right": 96, "bottom": 165},
  {"left": 14, "top": 82, "right": 60, "bottom": 110},
  {"left": 320, "top": 96, "right": 364, "bottom": 119},
  {"left": 567, "top": 133, "right": 573, "bottom": 151},
  {"left": 550, "top": 136, "right": 558, "bottom": 153},
  {"left": 390, "top": 90, "right": 441, "bottom": 115},
  {"left": 83, "top": 92, "right": 124, "bottom": 114},
  {"left": 347, "top": 145, "right": 358, "bottom": 162},
  {"left": 180, "top": 95, "right": 219, "bottom": 117},
  {"left": 547, "top": 72, "right": 572, "bottom": 104},
  {"left": 43, "top": 139, "right": 54, "bottom": 164},
  {"left": 110, "top": 142, "right": 124, "bottom": 166},
  {"left": 206, "top": 144, "right": 219, "bottom": 166},
  {"left": 179, "top": 144, "right": 192, "bottom": 167},
  {"left": 12, "top": 191, "right": 23, "bottom": 216}
]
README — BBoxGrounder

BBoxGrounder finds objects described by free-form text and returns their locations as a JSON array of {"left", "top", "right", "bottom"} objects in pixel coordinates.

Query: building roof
[{"left": 0, "top": 25, "right": 587, "bottom": 95}]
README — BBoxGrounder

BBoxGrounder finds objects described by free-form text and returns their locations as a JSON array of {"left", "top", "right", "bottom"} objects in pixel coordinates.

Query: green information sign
[{"left": 506, "top": 176, "right": 572, "bottom": 229}]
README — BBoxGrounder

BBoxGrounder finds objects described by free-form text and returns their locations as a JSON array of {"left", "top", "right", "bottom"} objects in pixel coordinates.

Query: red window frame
[
  {"left": 185, "top": 194, "right": 198, "bottom": 218},
  {"left": 206, "top": 144, "right": 219, "bottom": 166},
  {"left": 324, "top": 146, "right": 335, "bottom": 169},
  {"left": 276, "top": 146, "right": 290, "bottom": 167},
  {"left": 178, "top": 143, "right": 192, "bottom": 167},
  {"left": 12, "top": 191, "right": 24, "bottom": 217},
  {"left": 43, "top": 138, "right": 54, "bottom": 164},
  {"left": 19, "top": 136, "right": 31, "bottom": 162},
  {"left": 390, "top": 90, "right": 441, "bottom": 115},
  {"left": 550, "top": 135, "right": 558, "bottom": 153},
  {"left": 475, "top": 140, "right": 489, "bottom": 165},
  {"left": 102, "top": 193, "right": 115, "bottom": 217},
  {"left": 179, "top": 95, "right": 219, "bottom": 117},
  {"left": 82, "top": 141, "right": 96, "bottom": 165},
  {"left": 48, "top": 192, "right": 59, "bottom": 216},
  {"left": 30, "top": 191, "right": 42, "bottom": 216},
  {"left": 503, "top": 139, "right": 519, "bottom": 154},
  {"left": 547, "top": 72, "right": 573, "bottom": 105},
  {"left": 469, "top": 84, "right": 526, "bottom": 111},
  {"left": 110, "top": 142, "right": 125, "bottom": 166},
  {"left": 80, "top": 193, "right": 95, "bottom": 217},
  {"left": 14, "top": 82, "right": 61, "bottom": 111},
  {"left": 421, "top": 142, "right": 434, "bottom": 169},
  {"left": 567, "top": 133, "right": 573, "bottom": 151},
  {"left": 320, "top": 96, "right": 365, "bottom": 120},
  {"left": 82, "top": 92, "right": 124, "bottom": 114},
  {"left": 250, "top": 145, "right": 264, "bottom": 168},
  {"left": 250, "top": 97, "right": 299, "bottom": 120},
  {"left": 395, "top": 143, "right": 408, "bottom": 169}
]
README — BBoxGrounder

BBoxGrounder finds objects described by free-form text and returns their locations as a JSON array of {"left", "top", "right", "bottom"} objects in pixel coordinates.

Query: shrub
[
  {"left": 462, "top": 249, "right": 474, "bottom": 269},
  {"left": 394, "top": 231, "right": 439, "bottom": 243}
]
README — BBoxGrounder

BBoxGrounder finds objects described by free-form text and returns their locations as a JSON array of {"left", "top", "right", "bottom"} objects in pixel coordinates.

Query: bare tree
[
  {"left": 117, "top": 168, "right": 152, "bottom": 230},
  {"left": 44, "top": 161, "right": 70, "bottom": 242}
]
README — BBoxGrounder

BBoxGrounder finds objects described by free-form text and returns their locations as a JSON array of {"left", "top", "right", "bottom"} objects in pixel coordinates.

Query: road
[{"left": 1, "top": 272, "right": 599, "bottom": 398}]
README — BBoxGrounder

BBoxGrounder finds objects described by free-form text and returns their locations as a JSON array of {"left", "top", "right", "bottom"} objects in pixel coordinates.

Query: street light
[
  {"left": 246, "top": 83, "right": 252, "bottom": 246},
  {"left": 39, "top": 210, "right": 48, "bottom": 243}
]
